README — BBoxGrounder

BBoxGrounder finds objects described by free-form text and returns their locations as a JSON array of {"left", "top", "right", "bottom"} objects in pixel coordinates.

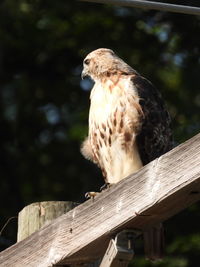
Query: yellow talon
[{"left": 85, "top": 191, "right": 99, "bottom": 199}]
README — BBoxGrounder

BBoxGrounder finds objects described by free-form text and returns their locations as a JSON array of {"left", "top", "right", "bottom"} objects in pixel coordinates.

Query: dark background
[{"left": 0, "top": 1, "right": 200, "bottom": 266}]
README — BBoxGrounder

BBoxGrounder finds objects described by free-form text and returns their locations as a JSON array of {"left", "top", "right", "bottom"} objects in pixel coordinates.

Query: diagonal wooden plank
[{"left": 0, "top": 133, "right": 200, "bottom": 267}]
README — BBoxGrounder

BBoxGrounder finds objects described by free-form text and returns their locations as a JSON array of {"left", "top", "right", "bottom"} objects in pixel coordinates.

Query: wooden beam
[
  {"left": 0, "top": 133, "right": 200, "bottom": 266},
  {"left": 99, "top": 230, "right": 134, "bottom": 267}
]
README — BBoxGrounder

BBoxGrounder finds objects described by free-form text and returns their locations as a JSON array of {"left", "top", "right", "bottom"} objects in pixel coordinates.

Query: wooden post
[
  {"left": 99, "top": 230, "right": 135, "bottom": 267},
  {"left": 1, "top": 133, "right": 200, "bottom": 267},
  {"left": 17, "top": 201, "right": 78, "bottom": 242}
]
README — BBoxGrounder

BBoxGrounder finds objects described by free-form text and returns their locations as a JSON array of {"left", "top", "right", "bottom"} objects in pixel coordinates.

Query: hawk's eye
[{"left": 84, "top": 59, "right": 90, "bottom": 65}]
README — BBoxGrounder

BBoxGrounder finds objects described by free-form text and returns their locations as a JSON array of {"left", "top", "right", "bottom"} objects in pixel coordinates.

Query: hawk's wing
[{"left": 132, "top": 75, "right": 173, "bottom": 165}]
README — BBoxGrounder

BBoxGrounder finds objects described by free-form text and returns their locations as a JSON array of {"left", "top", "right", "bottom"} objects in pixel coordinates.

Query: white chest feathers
[{"left": 88, "top": 76, "right": 143, "bottom": 184}]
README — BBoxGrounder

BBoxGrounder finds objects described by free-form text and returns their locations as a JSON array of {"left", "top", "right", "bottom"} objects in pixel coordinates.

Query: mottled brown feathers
[
  {"left": 81, "top": 48, "right": 172, "bottom": 183},
  {"left": 132, "top": 75, "right": 173, "bottom": 164},
  {"left": 81, "top": 48, "right": 138, "bottom": 81}
]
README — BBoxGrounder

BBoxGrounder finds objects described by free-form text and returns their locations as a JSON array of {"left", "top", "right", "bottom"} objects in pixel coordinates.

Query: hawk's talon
[{"left": 85, "top": 191, "right": 99, "bottom": 199}]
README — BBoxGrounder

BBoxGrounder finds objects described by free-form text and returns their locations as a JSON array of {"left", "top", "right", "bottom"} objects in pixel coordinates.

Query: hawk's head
[{"left": 82, "top": 48, "right": 136, "bottom": 81}]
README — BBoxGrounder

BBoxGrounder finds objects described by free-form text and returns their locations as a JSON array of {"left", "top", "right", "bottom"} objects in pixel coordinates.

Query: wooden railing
[{"left": 0, "top": 133, "right": 200, "bottom": 266}]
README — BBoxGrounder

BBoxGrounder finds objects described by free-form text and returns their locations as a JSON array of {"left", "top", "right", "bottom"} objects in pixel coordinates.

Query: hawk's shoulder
[{"left": 131, "top": 75, "right": 173, "bottom": 165}]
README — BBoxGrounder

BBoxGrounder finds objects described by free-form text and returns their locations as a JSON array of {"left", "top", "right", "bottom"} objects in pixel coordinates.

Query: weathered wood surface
[
  {"left": 99, "top": 231, "right": 134, "bottom": 267},
  {"left": 17, "top": 201, "right": 78, "bottom": 242},
  {"left": 0, "top": 133, "right": 200, "bottom": 267}
]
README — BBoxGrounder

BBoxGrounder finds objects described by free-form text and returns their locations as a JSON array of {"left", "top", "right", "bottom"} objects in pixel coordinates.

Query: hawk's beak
[{"left": 81, "top": 69, "right": 87, "bottom": 80}]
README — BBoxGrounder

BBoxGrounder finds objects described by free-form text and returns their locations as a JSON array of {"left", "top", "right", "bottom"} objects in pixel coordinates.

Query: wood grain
[
  {"left": 0, "top": 133, "right": 200, "bottom": 267},
  {"left": 17, "top": 201, "right": 78, "bottom": 242}
]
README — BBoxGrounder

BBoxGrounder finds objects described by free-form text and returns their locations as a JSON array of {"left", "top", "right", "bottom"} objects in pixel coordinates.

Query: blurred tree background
[{"left": 0, "top": 0, "right": 200, "bottom": 266}]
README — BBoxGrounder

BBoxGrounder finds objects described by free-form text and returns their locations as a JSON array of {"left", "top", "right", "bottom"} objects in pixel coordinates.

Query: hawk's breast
[{"left": 88, "top": 76, "right": 143, "bottom": 183}]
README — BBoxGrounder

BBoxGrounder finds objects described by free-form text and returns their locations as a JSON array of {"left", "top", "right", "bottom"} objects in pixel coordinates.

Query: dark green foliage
[{"left": 0, "top": 1, "right": 199, "bottom": 265}]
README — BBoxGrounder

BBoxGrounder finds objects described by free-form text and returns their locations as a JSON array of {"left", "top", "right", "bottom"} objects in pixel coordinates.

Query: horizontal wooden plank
[{"left": 0, "top": 133, "right": 200, "bottom": 266}]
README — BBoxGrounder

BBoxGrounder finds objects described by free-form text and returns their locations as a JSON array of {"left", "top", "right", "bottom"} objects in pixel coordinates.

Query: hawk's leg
[
  {"left": 85, "top": 191, "right": 99, "bottom": 200},
  {"left": 85, "top": 184, "right": 111, "bottom": 200},
  {"left": 100, "top": 183, "right": 111, "bottom": 191}
]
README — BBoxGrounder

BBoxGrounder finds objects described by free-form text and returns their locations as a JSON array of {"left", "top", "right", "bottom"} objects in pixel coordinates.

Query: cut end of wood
[{"left": 17, "top": 201, "right": 78, "bottom": 242}]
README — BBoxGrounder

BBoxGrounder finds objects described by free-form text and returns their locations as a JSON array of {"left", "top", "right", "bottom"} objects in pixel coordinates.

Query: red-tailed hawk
[{"left": 81, "top": 48, "right": 172, "bottom": 260}]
